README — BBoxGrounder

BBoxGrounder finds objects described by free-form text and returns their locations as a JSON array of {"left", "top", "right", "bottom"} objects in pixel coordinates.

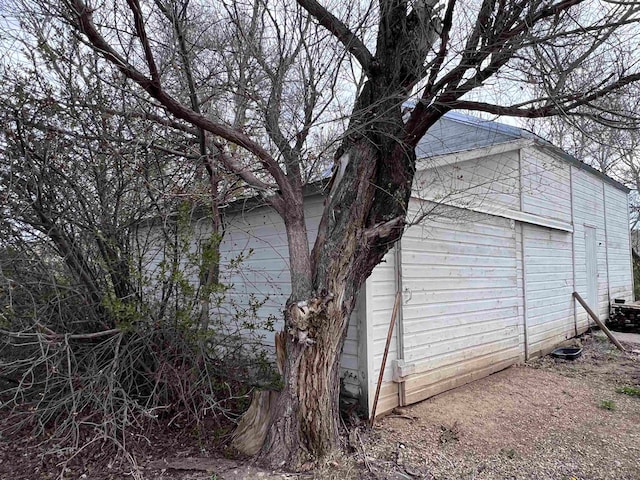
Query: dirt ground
[
  {"left": 1, "top": 332, "right": 639, "bottom": 479},
  {"left": 363, "top": 332, "right": 640, "bottom": 480}
]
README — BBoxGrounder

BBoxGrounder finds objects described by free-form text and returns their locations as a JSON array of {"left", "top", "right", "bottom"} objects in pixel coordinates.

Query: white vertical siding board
[
  {"left": 521, "top": 148, "right": 572, "bottom": 223},
  {"left": 604, "top": 184, "right": 633, "bottom": 302}
]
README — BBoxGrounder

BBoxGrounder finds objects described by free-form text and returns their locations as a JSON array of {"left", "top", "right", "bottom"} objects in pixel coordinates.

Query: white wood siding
[
  {"left": 413, "top": 150, "right": 521, "bottom": 212},
  {"left": 218, "top": 205, "right": 297, "bottom": 337},
  {"left": 522, "top": 224, "right": 574, "bottom": 356},
  {"left": 365, "top": 248, "right": 399, "bottom": 414},
  {"left": 521, "top": 148, "right": 572, "bottom": 224},
  {"left": 571, "top": 167, "right": 609, "bottom": 328},
  {"left": 398, "top": 201, "right": 522, "bottom": 406},
  {"left": 604, "top": 184, "right": 633, "bottom": 302},
  {"left": 218, "top": 197, "right": 362, "bottom": 396},
  {"left": 144, "top": 196, "right": 363, "bottom": 397}
]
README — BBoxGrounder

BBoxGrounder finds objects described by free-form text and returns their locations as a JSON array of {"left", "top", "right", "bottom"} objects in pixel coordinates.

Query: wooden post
[
  {"left": 370, "top": 292, "right": 401, "bottom": 426},
  {"left": 572, "top": 291, "right": 626, "bottom": 352}
]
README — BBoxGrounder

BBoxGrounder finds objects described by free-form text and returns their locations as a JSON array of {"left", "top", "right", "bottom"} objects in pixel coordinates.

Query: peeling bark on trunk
[
  {"left": 260, "top": 302, "right": 348, "bottom": 465},
  {"left": 255, "top": 3, "right": 445, "bottom": 468},
  {"left": 259, "top": 102, "right": 420, "bottom": 467}
]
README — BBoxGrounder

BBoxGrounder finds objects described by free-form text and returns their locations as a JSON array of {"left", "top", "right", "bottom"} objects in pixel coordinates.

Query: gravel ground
[
  {"left": 138, "top": 332, "right": 640, "bottom": 479},
  {"left": 2, "top": 332, "right": 639, "bottom": 479},
  {"left": 362, "top": 332, "right": 640, "bottom": 480}
]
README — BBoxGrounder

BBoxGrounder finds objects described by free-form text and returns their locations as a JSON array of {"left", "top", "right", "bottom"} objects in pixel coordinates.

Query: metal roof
[{"left": 416, "top": 112, "right": 629, "bottom": 193}]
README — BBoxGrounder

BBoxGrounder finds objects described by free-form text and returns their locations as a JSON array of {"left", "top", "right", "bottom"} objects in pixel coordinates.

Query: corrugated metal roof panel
[
  {"left": 415, "top": 112, "right": 629, "bottom": 193},
  {"left": 415, "top": 111, "right": 541, "bottom": 158}
]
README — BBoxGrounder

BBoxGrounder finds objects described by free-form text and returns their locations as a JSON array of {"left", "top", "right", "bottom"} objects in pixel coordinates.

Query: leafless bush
[{"left": 0, "top": 240, "right": 278, "bottom": 472}]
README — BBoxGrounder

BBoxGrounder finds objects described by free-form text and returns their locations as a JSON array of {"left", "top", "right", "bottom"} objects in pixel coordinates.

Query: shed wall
[
  {"left": 571, "top": 167, "right": 610, "bottom": 329},
  {"left": 143, "top": 196, "right": 364, "bottom": 398},
  {"left": 604, "top": 184, "right": 633, "bottom": 302},
  {"left": 413, "top": 150, "right": 521, "bottom": 212},
  {"left": 365, "top": 248, "right": 400, "bottom": 414},
  {"left": 367, "top": 145, "right": 631, "bottom": 416},
  {"left": 396, "top": 201, "right": 522, "bottom": 406},
  {"left": 521, "top": 148, "right": 572, "bottom": 224},
  {"left": 212, "top": 198, "right": 323, "bottom": 344},
  {"left": 522, "top": 224, "right": 574, "bottom": 356}
]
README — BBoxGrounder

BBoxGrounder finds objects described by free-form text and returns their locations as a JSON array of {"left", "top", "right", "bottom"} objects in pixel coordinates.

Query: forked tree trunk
[
  {"left": 256, "top": 3, "right": 444, "bottom": 461},
  {"left": 259, "top": 127, "right": 417, "bottom": 467}
]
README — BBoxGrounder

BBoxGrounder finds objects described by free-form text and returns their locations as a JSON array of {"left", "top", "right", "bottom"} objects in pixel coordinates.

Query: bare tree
[
  {"left": 9, "top": 0, "right": 640, "bottom": 467},
  {"left": 0, "top": 19, "right": 278, "bottom": 462}
]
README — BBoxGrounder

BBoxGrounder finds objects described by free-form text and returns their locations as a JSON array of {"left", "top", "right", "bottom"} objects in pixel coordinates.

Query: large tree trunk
[
  {"left": 259, "top": 95, "right": 421, "bottom": 467},
  {"left": 260, "top": 305, "right": 347, "bottom": 466},
  {"left": 257, "top": 1, "right": 445, "bottom": 465}
]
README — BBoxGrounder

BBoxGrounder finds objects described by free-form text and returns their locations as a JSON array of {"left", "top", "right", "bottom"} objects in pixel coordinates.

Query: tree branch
[
  {"left": 0, "top": 327, "right": 122, "bottom": 341},
  {"left": 65, "top": 0, "right": 290, "bottom": 211},
  {"left": 450, "top": 71, "right": 640, "bottom": 119},
  {"left": 126, "top": 0, "right": 161, "bottom": 85},
  {"left": 424, "top": 0, "right": 457, "bottom": 94},
  {"left": 296, "top": 0, "right": 374, "bottom": 74}
]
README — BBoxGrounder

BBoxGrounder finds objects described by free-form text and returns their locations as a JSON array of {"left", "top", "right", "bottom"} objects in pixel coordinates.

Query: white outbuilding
[{"left": 178, "top": 113, "right": 634, "bottom": 417}]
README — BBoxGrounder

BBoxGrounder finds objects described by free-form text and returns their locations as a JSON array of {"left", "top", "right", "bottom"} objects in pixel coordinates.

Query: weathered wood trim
[
  {"left": 416, "top": 198, "right": 574, "bottom": 232},
  {"left": 416, "top": 139, "right": 532, "bottom": 170}
]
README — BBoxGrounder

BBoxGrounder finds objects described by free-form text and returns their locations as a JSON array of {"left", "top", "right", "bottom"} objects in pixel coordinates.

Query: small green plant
[
  {"left": 605, "top": 349, "right": 621, "bottom": 361},
  {"left": 598, "top": 399, "right": 616, "bottom": 411},
  {"left": 500, "top": 447, "right": 518, "bottom": 459},
  {"left": 593, "top": 333, "right": 609, "bottom": 343},
  {"left": 616, "top": 386, "right": 640, "bottom": 398},
  {"left": 439, "top": 422, "right": 460, "bottom": 444}
]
